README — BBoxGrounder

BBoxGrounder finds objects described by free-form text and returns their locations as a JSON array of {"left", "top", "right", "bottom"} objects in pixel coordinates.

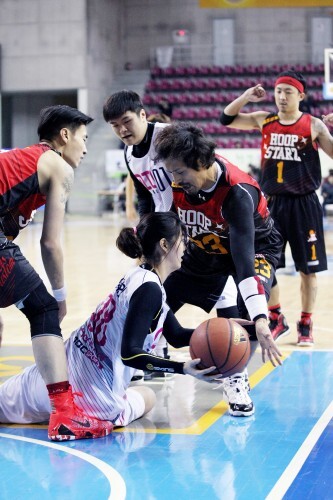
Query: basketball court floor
[{"left": 1, "top": 214, "right": 333, "bottom": 499}]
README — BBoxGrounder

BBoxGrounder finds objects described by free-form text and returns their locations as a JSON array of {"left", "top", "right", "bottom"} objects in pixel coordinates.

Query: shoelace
[{"left": 213, "top": 374, "right": 250, "bottom": 397}]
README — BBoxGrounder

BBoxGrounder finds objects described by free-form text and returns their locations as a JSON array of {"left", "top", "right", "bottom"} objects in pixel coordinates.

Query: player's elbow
[
  {"left": 40, "top": 236, "right": 61, "bottom": 256},
  {"left": 220, "top": 110, "right": 237, "bottom": 126}
]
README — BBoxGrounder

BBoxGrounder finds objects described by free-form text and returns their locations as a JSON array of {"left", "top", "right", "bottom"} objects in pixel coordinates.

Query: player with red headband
[{"left": 220, "top": 69, "right": 333, "bottom": 346}]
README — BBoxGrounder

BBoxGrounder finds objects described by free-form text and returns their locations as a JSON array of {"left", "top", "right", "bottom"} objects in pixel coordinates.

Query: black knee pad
[{"left": 20, "top": 283, "right": 62, "bottom": 339}]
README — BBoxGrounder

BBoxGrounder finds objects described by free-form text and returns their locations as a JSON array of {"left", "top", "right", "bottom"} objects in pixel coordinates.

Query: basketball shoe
[
  {"left": 269, "top": 312, "right": 290, "bottom": 342},
  {"left": 220, "top": 369, "right": 255, "bottom": 417},
  {"left": 48, "top": 386, "right": 113, "bottom": 441},
  {"left": 297, "top": 320, "right": 314, "bottom": 346}
]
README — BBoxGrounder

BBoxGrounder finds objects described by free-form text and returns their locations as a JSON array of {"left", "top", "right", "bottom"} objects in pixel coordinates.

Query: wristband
[
  {"left": 238, "top": 276, "right": 267, "bottom": 321},
  {"left": 52, "top": 286, "right": 67, "bottom": 302},
  {"left": 220, "top": 111, "right": 238, "bottom": 125}
]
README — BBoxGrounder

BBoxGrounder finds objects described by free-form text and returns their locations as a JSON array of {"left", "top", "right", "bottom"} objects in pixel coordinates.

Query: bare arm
[
  {"left": 125, "top": 175, "right": 138, "bottom": 221},
  {"left": 38, "top": 152, "right": 74, "bottom": 321},
  {"left": 222, "top": 84, "right": 270, "bottom": 130},
  {"left": 312, "top": 116, "right": 333, "bottom": 159},
  {"left": 322, "top": 113, "right": 333, "bottom": 128}
]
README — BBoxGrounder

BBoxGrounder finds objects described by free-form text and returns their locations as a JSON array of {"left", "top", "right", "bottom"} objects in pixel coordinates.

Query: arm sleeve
[
  {"left": 121, "top": 282, "right": 185, "bottom": 374},
  {"left": 163, "top": 311, "right": 194, "bottom": 348},
  {"left": 223, "top": 184, "right": 259, "bottom": 282}
]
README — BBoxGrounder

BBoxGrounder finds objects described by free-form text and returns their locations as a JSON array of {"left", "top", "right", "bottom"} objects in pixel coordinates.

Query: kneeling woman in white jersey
[{"left": 0, "top": 212, "right": 218, "bottom": 428}]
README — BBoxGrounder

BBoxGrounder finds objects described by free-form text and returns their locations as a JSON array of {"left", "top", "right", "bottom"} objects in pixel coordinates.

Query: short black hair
[
  {"left": 277, "top": 69, "right": 307, "bottom": 93},
  {"left": 103, "top": 90, "right": 144, "bottom": 122},
  {"left": 154, "top": 122, "right": 216, "bottom": 170},
  {"left": 37, "top": 105, "right": 93, "bottom": 141}
]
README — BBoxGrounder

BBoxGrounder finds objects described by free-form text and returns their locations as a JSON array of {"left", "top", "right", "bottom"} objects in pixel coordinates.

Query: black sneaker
[{"left": 297, "top": 321, "right": 314, "bottom": 346}]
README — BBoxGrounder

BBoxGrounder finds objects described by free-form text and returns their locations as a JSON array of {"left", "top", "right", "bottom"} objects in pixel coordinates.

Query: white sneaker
[{"left": 220, "top": 369, "right": 255, "bottom": 417}]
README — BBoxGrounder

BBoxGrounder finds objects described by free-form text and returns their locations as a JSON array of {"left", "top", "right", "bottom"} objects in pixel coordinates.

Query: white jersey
[
  {"left": 125, "top": 122, "right": 173, "bottom": 212},
  {"left": 0, "top": 266, "right": 169, "bottom": 425}
]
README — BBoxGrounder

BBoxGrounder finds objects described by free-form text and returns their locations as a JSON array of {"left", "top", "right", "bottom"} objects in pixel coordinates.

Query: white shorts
[
  {"left": 0, "top": 365, "right": 146, "bottom": 427},
  {"left": 214, "top": 275, "right": 238, "bottom": 309},
  {"left": 113, "top": 387, "right": 146, "bottom": 427},
  {"left": 0, "top": 364, "right": 50, "bottom": 424}
]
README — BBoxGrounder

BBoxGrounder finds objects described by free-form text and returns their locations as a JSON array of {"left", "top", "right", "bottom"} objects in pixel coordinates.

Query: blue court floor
[{"left": 1, "top": 350, "right": 333, "bottom": 500}]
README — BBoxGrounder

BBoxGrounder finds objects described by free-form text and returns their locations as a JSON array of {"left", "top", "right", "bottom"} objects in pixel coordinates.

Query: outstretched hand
[
  {"left": 322, "top": 113, "right": 333, "bottom": 127},
  {"left": 184, "top": 358, "right": 221, "bottom": 382},
  {"left": 255, "top": 318, "right": 283, "bottom": 367}
]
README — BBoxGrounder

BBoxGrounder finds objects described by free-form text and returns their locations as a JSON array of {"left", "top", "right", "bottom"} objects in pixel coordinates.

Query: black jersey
[{"left": 260, "top": 113, "right": 321, "bottom": 196}]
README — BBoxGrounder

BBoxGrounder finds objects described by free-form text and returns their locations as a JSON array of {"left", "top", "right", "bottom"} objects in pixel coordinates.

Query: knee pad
[{"left": 20, "top": 283, "right": 62, "bottom": 339}]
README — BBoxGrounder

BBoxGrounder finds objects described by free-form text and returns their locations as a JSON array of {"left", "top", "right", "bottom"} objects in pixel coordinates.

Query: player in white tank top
[{"left": 0, "top": 212, "right": 219, "bottom": 427}]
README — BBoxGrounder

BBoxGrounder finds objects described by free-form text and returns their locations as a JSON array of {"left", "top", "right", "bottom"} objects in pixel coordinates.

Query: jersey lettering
[
  {"left": 178, "top": 208, "right": 211, "bottom": 233},
  {"left": 90, "top": 294, "right": 116, "bottom": 347},
  {"left": 135, "top": 166, "right": 171, "bottom": 193},
  {"left": 270, "top": 133, "right": 298, "bottom": 147},
  {"left": 264, "top": 145, "right": 301, "bottom": 161}
]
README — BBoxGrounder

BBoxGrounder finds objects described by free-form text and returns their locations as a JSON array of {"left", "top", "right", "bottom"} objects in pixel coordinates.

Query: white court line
[
  {"left": 0, "top": 432, "right": 126, "bottom": 500},
  {"left": 266, "top": 400, "right": 333, "bottom": 500}
]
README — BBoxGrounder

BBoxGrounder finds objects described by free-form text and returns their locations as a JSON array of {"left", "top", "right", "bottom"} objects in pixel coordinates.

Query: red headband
[{"left": 275, "top": 76, "right": 304, "bottom": 93}]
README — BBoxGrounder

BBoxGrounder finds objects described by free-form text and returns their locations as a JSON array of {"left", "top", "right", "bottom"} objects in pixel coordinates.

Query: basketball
[{"left": 189, "top": 318, "right": 250, "bottom": 377}]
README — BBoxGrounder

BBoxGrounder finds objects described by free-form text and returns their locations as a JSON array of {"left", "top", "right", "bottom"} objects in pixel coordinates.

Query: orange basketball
[{"left": 189, "top": 317, "right": 250, "bottom": 377}]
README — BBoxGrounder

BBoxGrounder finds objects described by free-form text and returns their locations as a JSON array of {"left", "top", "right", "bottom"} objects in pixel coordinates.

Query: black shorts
[
  {"left": 0, "top": 236, "right": 42, "bottom": 308},
  {"left": 268, "top": 193, "right": 327, "bottom": 274},
  {"left": 164, "top": 241, "right": 278, "bottom": 314}
]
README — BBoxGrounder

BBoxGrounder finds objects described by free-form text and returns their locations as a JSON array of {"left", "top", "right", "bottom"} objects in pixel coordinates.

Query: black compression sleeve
[
  {"left": 121, "top": 282, "right": 185, "bottom": 374},
  {"left": 223, "top": 184, "right": 259, "bottom": 281},
  {"left": 163, "top": 311, "right": 193, "bottom": 348}
]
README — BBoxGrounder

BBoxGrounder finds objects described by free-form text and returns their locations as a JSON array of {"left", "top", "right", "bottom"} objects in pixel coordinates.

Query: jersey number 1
[{"left": 277, "top": 161, "right": 284, "bottom": 183}]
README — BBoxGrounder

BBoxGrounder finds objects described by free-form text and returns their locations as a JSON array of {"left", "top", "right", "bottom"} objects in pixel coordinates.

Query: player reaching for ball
[
  {"left": 0, "top": 212, "right": 222, "bottom": 429},
  {"left": 154, "top": 122, "right": 283, "bottom": 417}
]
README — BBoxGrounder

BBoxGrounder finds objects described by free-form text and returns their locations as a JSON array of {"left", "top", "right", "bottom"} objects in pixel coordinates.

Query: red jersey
[
  {"left": 261, "top": 113, "right": 321, "bottom": 195},
  {"left": 0, "top": 144, "right": 50, "bottom": 239},
  {"left": 172, "top": 154, "right": 272, "bottom": 256}
]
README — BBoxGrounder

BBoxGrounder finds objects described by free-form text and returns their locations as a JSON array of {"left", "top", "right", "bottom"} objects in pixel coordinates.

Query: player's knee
[
  {"left": 20, "top": 283, "right": 62, "bottom": 339},
  {"left": 135, "top": 386, "right": 156, "bottom": 415}
]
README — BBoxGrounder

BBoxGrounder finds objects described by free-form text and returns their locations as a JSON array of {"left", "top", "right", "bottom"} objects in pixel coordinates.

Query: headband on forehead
[{"left": 275, "top": 76, "right": 304, "bottom": 93}]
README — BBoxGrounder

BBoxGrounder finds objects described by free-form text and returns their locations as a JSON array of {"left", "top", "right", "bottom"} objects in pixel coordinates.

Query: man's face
[
  {"left": 109, "top": 110, "right": 147, "bottom": 146},
  {"left": 166, "top": 159, "right": 210, "bottom": 195},
  {"left": 62, "top": 124, "right": 88, "bottom": 168},
  {"left": 274, "top": 83, "right": 304, "bottom": 113}
]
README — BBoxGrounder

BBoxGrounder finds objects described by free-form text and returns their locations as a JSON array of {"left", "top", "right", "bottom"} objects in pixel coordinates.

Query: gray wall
[
  {"left": 0, "top": 0, "right": 87, "bottom": 92},
  {"left": 0, "top": 0, "right": 332, "bottom": 212},
  {"left": 119, "top": 1, "right": 332, "bottom": 68},
  {"left": 0, "top": 0, "right": 332, "bottom": 119}
]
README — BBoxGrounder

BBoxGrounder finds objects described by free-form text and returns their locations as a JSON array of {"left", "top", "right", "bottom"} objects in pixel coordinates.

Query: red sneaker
[
  {"left": 269, "top": 313, "right": 290, "bottom": 342},
  {"left": 297, "top": 321, "right": 314, "bottom": 346},
  {"left": 48, "top": 386, "right": 113, "bottom": 441}
]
